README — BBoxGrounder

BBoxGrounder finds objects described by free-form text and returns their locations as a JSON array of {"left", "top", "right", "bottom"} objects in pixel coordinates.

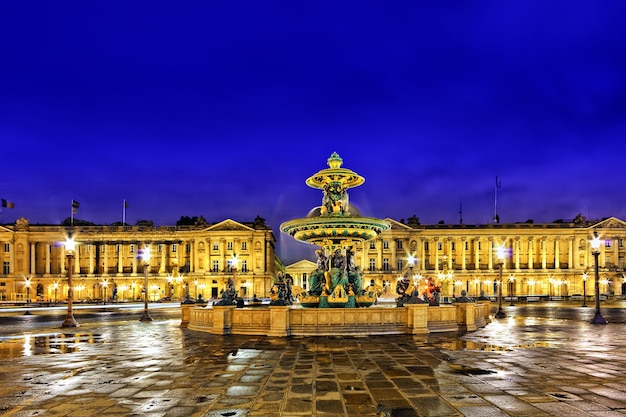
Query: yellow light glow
[
  {"left": 140, "top": 246, "right": 151, "bottom": 263},
  {"left": 64, "top": 236, "right": 77, "bottom": 252}
]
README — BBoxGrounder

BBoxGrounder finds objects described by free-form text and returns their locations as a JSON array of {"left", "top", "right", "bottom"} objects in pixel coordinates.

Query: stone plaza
[{"left": 1, "top": 304, "right": 626, "bottom": 416}]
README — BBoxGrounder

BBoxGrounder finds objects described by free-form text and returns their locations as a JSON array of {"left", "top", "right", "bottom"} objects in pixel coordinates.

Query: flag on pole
[
  {"left": 72, "top": 200, "right": 80, "bottom": 214},
  {"left": 124, "top": 200, "right": 129, "bottom": 209},
  {"left": 1, "top": 199, "right": 15, "bottom": 208}
]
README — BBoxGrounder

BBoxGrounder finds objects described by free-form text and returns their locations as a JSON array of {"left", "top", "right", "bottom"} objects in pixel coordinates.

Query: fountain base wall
[{"left": 182, "top": 302, "right": 491, "bottom": 336}]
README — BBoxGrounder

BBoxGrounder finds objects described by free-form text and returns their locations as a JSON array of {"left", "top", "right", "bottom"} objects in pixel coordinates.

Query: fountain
[
  {"left": 280, "top": 152, "right": 391, "bottom": 308},
  {"left": 182, "top": 153, "right": 491, "bottom": 336}
]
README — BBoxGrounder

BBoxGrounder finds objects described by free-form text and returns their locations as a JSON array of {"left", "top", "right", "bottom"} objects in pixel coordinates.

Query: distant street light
[
  {"left": 61, "top": 235, "right": 79, "bottom": 328},
  {"left": 139, "top": 245, "right": 153, "bottom": 322},
  {"left": 582, "top": 273, "right": 588, "bottom": 307},
  {"left": 102, "top": 279, "right": 109, "bottom": 304},
  {"left": 24, "top": 276, "right": 31, "bottom": 304},
  {"left": 590, "top": 230, "right": 607, "bottom": 324},
  {"left": 494, "top": 244, "right": 506, "bottom": 319},
  {"left": 508, "top": 275, "right": 515, "bottom": 306}
]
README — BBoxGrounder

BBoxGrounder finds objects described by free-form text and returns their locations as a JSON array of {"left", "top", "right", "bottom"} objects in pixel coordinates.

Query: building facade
[
  {"left": 345, "top": 216, "right": 626, "bottom": 300},
  {"left": 0, "top": 217, "right": 277, "bottom": 303}
]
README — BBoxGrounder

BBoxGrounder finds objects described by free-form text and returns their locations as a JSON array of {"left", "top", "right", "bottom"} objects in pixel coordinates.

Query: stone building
[
  {"left": 0, "top": 216, "right": 277, "bottom": 303},
  {"left": 285, "top": 216, "right": 626, "bottom": 301}
]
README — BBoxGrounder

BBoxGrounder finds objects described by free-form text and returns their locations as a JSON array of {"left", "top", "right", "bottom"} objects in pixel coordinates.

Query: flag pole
[
  {"left": 123, "top": 199, "right": 126, "bottom": 225},
  {"left": 71, "top": 199, "right": 74, "bottom": 227}
]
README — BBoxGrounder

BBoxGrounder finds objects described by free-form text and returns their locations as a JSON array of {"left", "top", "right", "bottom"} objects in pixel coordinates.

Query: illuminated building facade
[
  {"left": 343, "top": 216, "right": 626, "bottom": 300},
  {"left": 0, "top": 217, "right": 277, "bottom": 303}
]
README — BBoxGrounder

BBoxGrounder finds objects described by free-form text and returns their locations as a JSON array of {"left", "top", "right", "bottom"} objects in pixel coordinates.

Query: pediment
[
  {"left": 385, "top": 218, "right": 416, "bottom": 230},
  {"left": 285, "top": 259, "right": 317, "bottom": 270},
  {"left": 203, "top": 219, "right": 255, "bottom": 232},
  {"left": 0, "top": 225, "right": 13, "bottom": 233},
  {"left": 592, "top": 217, "right": 626, "bottom": 229}
]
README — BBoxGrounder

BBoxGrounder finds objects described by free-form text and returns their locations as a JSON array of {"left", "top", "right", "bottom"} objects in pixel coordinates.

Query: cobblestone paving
[{"left": 1, "top": 312, "right": 626, "bottom": 416}]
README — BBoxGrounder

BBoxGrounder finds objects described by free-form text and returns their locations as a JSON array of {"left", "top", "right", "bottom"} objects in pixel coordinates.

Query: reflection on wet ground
[{"left": 1, "top": 305, "right": 626, "bottom": 416}]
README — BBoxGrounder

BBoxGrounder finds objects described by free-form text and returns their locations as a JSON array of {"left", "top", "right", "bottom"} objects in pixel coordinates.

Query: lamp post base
[
  {"left": 61, "top": 315, "right": 79, "bottom": 328},
  {"left": 494, "top": 309, "right": 506, "bottom": 319},
  {"left": 591, "top": 312, "right": 608, "bottom": 325},
  {"left": 139, "top": 311, "right": 153, "bottom": 322}
]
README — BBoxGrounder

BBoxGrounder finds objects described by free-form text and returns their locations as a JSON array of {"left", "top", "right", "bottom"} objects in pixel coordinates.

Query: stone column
[
  {"left": 515, "top": 237, "right": 521, "bottom": 271},
  {"left": 488, "top": 238, "right": 493, "bottom": 270},
  {"left": 45, "top": 243, "right": 51, "bottom": 275},
  {"left": 118, "top": 244, "right": 123, "bottom": 273},
  {"left": 268, "top": 306, "right": 290, "bottom": 337},
  {"left": 555, "top": 237, "right": 560, "bottom": 269},
  {"left": 528, "top": 237, "right": 534, "bottom": 270},
  {"left": 541, "top": 237, "right": 547, "bottom": 270},
  {"left": 461, "top": 237, "right": 467, "bottom": 271},
  {"left": 568, "top": 237, "right": 574, "bottom": 270},
  {"left": 406, "top": 304, "right": 429, "bottom": 334},
  {"left": 30, "top": 243, "right": 36, "bottom": 275},
  {"left": 433, "top": 238, "right": 439, "bottom": 271},
  {"left": 474, "top": 238, "right": 480, "bottom": 271}
]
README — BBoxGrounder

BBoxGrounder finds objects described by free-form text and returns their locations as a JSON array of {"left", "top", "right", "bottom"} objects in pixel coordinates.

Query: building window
[
  {"left": 3, "top": 243, "right": 9, "bottom": 252},
  {"left": 87, "top": 244, "right": 91, "bottom": 253},
  {"left": 397, "top": 260, "right": 403, "bottom": 271},
  {"left": 369, "top": 241, "right": 376, "bottom": 250},
  {"left": 465, "top": 241, "right": 469, "bottom": 250},
  {"left": 383, "top": 240, "right": 389, "bottom": 249},
  {"left": 437, "top": 242, "right": 442, "bottom": 251},
  {"left": 241, "top": 260, "right": 247, "bottom": 272},
  {"left": 478, "top": 242, "right": 482, "bottom": 250},
  {"left": 212, "top": 260, "right": 219, "bottom": 272},
  {"left": 116, "top": 244, "right": 120, "bottom": 253},
  {"left": 213, "top": 242, "right": 219, "bottom": 251},
  {"left": 424, "top": 241, "right": 429, "bottom": 251},
  {"left": 158, "top": 244, "right": 163, "bottom": 253},
  {"left": 241, "top": 241, "right": 247, "bottom": 251},
  {"left": 101, "top": 245, "right": 106, "bottom": 253},
  {"left": 2, "top": 262, "right": 9, "bottom": 275},
  {"left": 172, "top": 244, "right": 178, "bottom": 253},
  {"left": 185, "top": 243, "right": 191, "bottom": 253},
  {"left": 451, "top": 242, "right": 455, "bottom": 251},
  {"left": 369, "top": 258, "right": 376, "bottom": 271},
  {"left": 396, "top": 240, "right": 403, "bottom": 249},
  {"left": 383, "top": 258, "right": 390, "bottom": 271},
  {"left": 605, "top": 239, "right": 612, "bottom": 248},
  {"left": 227, "top": 242, "right": 233, "bottom": 251},
  {"left": 619, "top": 238, "right": 624, "bottom": 249},
  {"left": 129, "top": 244, "right": 134, "bottom": 253}
]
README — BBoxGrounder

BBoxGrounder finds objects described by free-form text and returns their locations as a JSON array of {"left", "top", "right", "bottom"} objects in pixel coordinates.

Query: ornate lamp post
[
  {"left": 61, "top": 235, "right": 79, "bottom": 328},
  {"left": 590, "top": 230, "right": 607, "bottom": 324},
  {"left": 494, "top": 244, "right": 506, "bottom": 318},
  {"left": 139, "top": 245, "right": 153, "bottom": 322},
  {"left": 581, "top": 273, "right": 588, "bottom": 307}
]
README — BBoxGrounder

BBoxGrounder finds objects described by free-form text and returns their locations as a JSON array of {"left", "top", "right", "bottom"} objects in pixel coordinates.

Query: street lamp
[
  {"left": 61, "top": 235, "right": 79, "bottom": 328},
  {"left": 139, "top": 245, "right": 153, "bottom": 322},
  {"left": 508, "top": 274, "right": 515, "bottom": 306},
  {"left": 102, "top": 279, "right": 109, "bottom": 304},
  {"left": 52, "top": 281, "right": 58, "bottom": 304},
  {"left": 581, "top": 273, "right": 588, "bottom": 307},
  {"left": 24, "top": 276, "right": 31, "bottom": 304},
  {"left": 494, "top": 244, "right": 506, "bottom": 318},
  {"left": 590, "top": 230, "right": 607, "bottom": 324}
]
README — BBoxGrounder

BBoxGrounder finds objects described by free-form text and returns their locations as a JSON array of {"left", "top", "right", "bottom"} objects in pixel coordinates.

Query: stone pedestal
[
  {"left": 406, "top": 304, "right": 429, "bottom": 334},
  {"left": 180, "top": 303, "right": 191, "bottom": 328},
  {"left": 268, "top": 306, "right": 290, "bottom": 337},
  {"left": 454, "top": 302, "right": 477, "bottom": 332},
  {"left": 211, "top": 306, "right": 236, "bottom": 335}
]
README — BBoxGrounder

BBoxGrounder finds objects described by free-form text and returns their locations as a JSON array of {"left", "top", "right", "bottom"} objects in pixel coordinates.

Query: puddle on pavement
[
  {"left": 429, "top": 339, "right": 550, "bottom": 351},
  {"left": 0, "top": 333, "right": 104, "bottom": 358}
]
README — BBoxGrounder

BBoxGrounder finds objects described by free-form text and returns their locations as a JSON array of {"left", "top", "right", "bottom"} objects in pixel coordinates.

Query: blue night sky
[{"left": 1, "top": 1, "right": 626, "bottom": 261}]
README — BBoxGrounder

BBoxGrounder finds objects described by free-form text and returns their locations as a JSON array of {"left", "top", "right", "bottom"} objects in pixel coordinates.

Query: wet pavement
[{"left": 1, "top": 303, "right": 626, "bottom": 416}]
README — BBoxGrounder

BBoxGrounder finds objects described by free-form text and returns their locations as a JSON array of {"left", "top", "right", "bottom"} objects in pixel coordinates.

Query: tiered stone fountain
[{"left": 280, "top": 152, "right": 390, "bottom": 307}]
